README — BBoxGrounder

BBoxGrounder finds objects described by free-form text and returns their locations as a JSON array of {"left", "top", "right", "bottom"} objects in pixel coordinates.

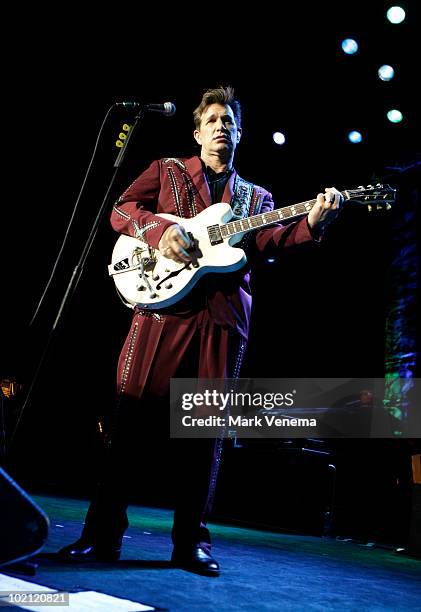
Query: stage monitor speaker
[{"left": 0, "top": 467, "right": 49, "bottom": 567}]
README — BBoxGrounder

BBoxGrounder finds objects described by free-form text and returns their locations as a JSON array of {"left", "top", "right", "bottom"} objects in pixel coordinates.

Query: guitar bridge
[{"left": 133, "top": 246, "right": 156, "bottom": 270}]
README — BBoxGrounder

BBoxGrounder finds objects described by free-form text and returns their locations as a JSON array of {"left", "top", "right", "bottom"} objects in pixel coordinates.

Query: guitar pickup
[{"left": 207, "top": 224, "right": 223, "bottom": 245}]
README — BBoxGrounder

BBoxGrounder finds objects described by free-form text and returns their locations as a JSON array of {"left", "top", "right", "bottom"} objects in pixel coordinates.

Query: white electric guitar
[{"left": 108, "top": 184, "right": 395, "bottom": 310}]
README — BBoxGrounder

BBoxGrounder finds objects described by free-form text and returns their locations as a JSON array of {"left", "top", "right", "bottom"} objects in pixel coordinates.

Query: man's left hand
[{"left": 307, "top": 187, "right": 343, "bottom": 232}]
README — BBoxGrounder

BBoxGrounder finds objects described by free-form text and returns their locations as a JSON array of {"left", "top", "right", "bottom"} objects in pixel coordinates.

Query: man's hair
[{"left": 193, "top": 86, "right": 242, "bottom": 129}]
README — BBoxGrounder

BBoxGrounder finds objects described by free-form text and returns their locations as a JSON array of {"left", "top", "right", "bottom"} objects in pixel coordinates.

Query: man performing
[{"left": 58, "top": 86, "right": 343, "bottom": 576}]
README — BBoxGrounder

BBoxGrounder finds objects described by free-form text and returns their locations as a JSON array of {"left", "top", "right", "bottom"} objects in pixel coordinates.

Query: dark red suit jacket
[{"left": 111, "top": 155, "right": 316, "bottom": 341}]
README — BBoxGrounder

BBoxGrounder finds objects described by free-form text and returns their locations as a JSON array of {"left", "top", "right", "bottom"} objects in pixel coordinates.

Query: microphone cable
[
  {"left": 12, "top": 101, "right": 140, "bottom": 448},
  {"left": 28, "top": 103, "right": 116, "bottom": 327}
]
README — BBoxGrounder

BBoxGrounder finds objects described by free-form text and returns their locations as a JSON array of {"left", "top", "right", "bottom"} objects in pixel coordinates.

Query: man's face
[{"left": 194, "top": 103, "right": 241, "bottom": 156}]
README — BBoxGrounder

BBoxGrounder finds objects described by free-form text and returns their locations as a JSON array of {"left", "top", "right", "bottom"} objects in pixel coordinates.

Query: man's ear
[
  {"left": 193, "top": 129, "right": 201, "bottom": 146},
  {"left": 236, "top": 127, "right": 242, "bottom": 143}
]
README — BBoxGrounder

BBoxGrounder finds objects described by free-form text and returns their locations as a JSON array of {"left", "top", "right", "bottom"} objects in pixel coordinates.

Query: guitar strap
[{"left": 231, "top": 175, "right": 255, "bottom": 219}]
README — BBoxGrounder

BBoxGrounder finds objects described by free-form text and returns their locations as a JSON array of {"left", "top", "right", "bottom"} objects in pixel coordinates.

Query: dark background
[{"left": 1, "top": 1, "right": 420, "bottom": 544}]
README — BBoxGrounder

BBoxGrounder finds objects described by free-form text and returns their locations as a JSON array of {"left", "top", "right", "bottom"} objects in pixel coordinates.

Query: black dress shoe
[
  {"left": 171, "top": 545, "right": 220, "bottom": 577},
  {"left": 57, "top": 538, "right": 121, "bottom": 562}
]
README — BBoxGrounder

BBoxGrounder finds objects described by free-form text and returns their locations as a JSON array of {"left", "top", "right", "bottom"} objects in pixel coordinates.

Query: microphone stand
[
  {"left": 10, "top": 107, "right": 145, "bottom": 448},
  {"left": 52, "top": 107, "right": 144, "bottom": 331}
]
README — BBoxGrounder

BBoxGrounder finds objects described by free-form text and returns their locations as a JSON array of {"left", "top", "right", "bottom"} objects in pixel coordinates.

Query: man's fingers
[
  {"left": 162, "top": 243, "right": 191, "bottom": 263},
  {"left": 159, "top": 224, "right": 192, "bottom": 262},
  {"left": 325, "top": 188, "right": 342, "bottom": 209},
  {"left": 176, "top": 235, "right": 190, "bottom": 249},
  {"left": 175, "top": 245, "right": 190, "bottom": 259},
  {"left": 170, "top": 226, "right": 190, "bottom": 249},
  {"left": 309, "top": 188, "right": 343, "bottom": 230},
  {"left": 323, "top": 190, "right": 334, "bottom": 206}
]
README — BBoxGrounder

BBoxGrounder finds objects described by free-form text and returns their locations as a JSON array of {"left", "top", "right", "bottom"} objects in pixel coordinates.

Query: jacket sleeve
[
  {"left": 110, "top": 160, "right": 175, "bottom": 249},
  {"left": 255, "top": 190, "right": 320, "bottom": 255}
]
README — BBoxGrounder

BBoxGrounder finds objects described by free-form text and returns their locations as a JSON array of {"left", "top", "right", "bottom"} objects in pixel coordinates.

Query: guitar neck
[{"left": 220, "top": 191, "right": 350, "bottom": 239}]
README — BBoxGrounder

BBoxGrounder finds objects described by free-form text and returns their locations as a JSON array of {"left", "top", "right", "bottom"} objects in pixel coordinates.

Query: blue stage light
[
  {"left": 387, "top": 109, "right": 403, "bottom": 123},
  {"left": 386, "top": 6, "right": 406, "bottom": 24},
  {"left": 378, "top": 65, "right": 395, "bottom": 81},
  {"left": 348, "top": 131, "right": 363, "bottom": 143},
  {"left": 273, "top": 132, "right": 286, "bottom": 145},
  {"left": 341, "top": 39, "right": 358, "bottom": 55}
]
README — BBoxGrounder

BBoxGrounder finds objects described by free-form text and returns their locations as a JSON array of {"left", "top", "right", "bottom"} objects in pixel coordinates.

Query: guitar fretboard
[
  {"left": 220, "top": 197, "right": 320, "bottom": 238},
  {"left": 217, "top": 185, "right": 395, "bottom": 238}
]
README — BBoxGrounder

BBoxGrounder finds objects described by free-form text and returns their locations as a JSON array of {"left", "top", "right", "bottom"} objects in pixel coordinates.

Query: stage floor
[{"left": 1, "top": 494, "right": 421, "bottom": 611}]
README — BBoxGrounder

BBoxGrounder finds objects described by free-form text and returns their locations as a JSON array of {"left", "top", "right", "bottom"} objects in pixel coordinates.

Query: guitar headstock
[{"left": 346, "top": 183, "right": 396, "bottom": 211}]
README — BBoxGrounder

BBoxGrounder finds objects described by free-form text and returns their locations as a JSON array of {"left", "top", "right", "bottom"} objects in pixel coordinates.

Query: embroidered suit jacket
[{"left": 111, "top": 155, "right": 316, "bottom": 339}]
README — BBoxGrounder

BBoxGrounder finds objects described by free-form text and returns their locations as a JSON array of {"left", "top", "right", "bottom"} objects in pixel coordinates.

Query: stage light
[
  {"left": 386, "top": 6, "right": 406, "bottom": 24},
  {"left": 387, "top": 109, "right": 403, "bottom": 123},
  {"left": 266, "top": 257, "right": 276, "bottom": 264},
  {"left": 378, "top": 65, "right": 395, "bottom": 81},
  {"left": 341, "top": 39, "right": 358, "bottom": 55},
  {"left": 348, "top": 131, "right": 363, "bottom": 143},
  {"left": 273, "top": 132, "right": 286, "bottom": 145}
]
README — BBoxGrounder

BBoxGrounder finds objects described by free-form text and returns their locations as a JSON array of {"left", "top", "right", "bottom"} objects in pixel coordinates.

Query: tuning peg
[
  {"left": 368, "top": 204, "right": 373, "bottom": 212},
  {"left": 386, "top": 203, "right": 392, "bottom": 210},
  {"left": 367, "top": 184, "right": 373, "bottom": 189},
  {"left": 358, "top": 185, "right": 364, "bottom": 189},
  {"left": 376, "top": 183, "right": 383, "bottom": 187}
]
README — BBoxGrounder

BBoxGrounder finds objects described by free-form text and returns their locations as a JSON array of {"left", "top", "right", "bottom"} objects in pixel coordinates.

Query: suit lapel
[
  {"left": 184, "top": 156, "right": 238, "bottom": 208},
  {"left": 184, "top": 157, "right": 211, "bottom": 209},
  {"left": 222, "top": 170, "right": 237, "bottom": 204}
]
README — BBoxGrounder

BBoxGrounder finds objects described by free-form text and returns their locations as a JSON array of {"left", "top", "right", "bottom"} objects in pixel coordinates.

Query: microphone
[
  {"left": 145, "top": 102, "right": 176, "bottom": 116},
  {"left": 116, "top": 101, "right": 176, "bottom": 116}
]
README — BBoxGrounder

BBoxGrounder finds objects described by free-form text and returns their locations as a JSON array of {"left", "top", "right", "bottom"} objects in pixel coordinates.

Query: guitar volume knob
[{"left": 164, "top": 282, "right": 173, "bottom": 289}]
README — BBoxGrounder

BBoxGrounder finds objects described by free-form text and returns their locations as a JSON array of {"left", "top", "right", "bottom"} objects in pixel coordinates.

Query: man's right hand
[{"left": 158, "top": 224, "right": 192, "bottom": 264}]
